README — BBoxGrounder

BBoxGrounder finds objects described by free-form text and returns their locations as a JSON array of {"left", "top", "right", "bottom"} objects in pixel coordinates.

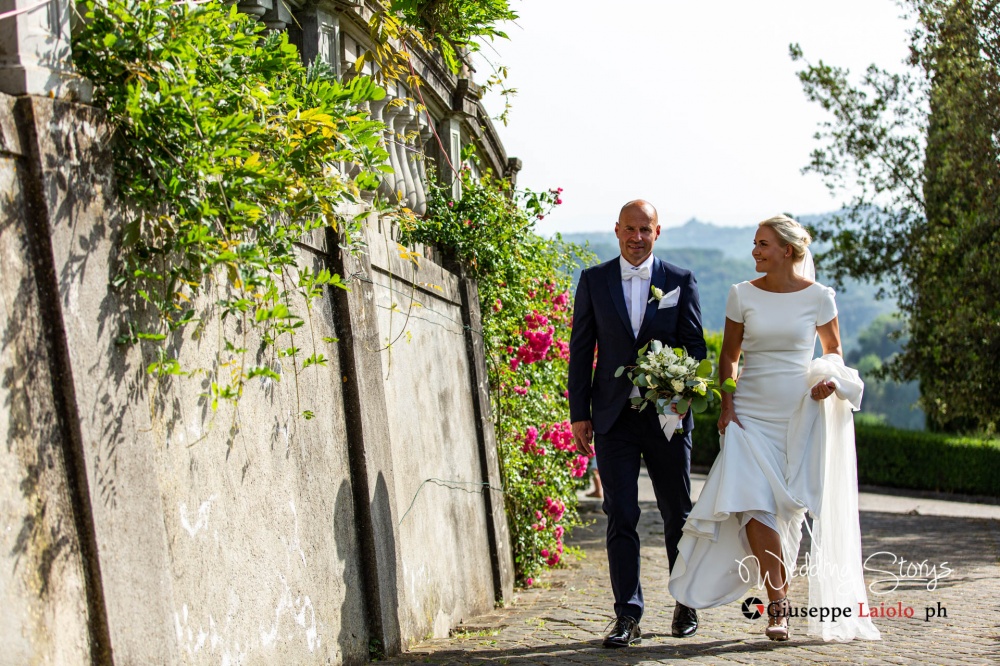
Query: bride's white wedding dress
[{"left": 668, "top": 281, "right": 880, "bottom": 641}]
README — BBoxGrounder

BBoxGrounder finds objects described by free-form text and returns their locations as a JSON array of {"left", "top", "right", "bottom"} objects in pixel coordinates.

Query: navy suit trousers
[{"left": 595, "top": 404, "right": 693, "bottom": 622}]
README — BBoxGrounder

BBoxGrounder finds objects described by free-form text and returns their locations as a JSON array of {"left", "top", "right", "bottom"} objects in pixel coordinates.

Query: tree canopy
[{"left": 791, "top": 0, "right": 999, "bottom": 434}]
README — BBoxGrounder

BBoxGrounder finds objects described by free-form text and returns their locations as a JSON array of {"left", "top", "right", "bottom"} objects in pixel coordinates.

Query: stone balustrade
[{"left": 0, "top": 0, "right": 519, "bottom": 218}]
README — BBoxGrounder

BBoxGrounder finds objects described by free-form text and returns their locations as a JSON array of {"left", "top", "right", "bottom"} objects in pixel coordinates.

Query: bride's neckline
[{"left": 746, "top": 280, "right": 817, "bottom": 294}]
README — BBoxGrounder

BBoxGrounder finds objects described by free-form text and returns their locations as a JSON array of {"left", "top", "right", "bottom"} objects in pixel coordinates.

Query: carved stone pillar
[
  {"left": 0, "top": 0, "right": 91, "bottom": 99},
  {"left": 261, "top": 0, "right": 292, "bottom": 32},
  {"left": 438, "top": 116, "right": 463, "bottom": 200},
  {"left": 236, "top": 0, "right": 271, "bottom": 19},
  {"left": 407, "top": 113, "right": 427, "bottom": 215},
  {"left": 506, "top": 157, "right": 523, "bottom": 190},
  {"left": 368, "top": 97, "right": 394, "bottom": 200},
  {"left": 419, "top": 122, "right": 437, "bottom": 177},
  {"left": 393, "top": 104, "right": 418, "bottom": 209},
  {"left": 288, "top": 6, "right": 340, "bottom": 73},
  {"left": 452, "top": 78, "right": 481, "bottom": 118},
  {"left": 381, "top": 102, "right": 405, "bottom": 203}
]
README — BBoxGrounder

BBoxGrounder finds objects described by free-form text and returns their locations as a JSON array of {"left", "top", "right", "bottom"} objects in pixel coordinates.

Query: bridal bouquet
[{"left": 615, "top": 340, "right": 735, "bottom": 416}]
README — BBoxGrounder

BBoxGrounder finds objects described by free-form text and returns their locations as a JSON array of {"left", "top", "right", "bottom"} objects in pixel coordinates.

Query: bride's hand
[
  {"left": 810, "top": 380, "right": 837, "bottom": 401},
  {"left": 717, "top": 407, "right": 743, "bottom": 435}
]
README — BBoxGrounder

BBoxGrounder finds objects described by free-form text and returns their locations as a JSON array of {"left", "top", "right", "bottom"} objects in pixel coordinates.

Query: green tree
[
  {"left": 791, "top": 0, "right": 999, "bottom": 433},
  {"left": 847, "top": 314, "right": 925, "bottom": 430}
]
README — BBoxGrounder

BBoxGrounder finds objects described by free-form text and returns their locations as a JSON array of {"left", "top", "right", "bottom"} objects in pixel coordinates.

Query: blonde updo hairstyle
[{"left": 758, "top": 215, "right": 811, "bottom": 262}]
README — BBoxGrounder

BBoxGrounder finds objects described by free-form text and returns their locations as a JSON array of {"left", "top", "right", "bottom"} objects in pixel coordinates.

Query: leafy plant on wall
[
  {"left": 402, "top": 168, "right": 598, "bottom": 583},
  {"left": 356, "top": 0, "right": 518, "bottom": 126},
  {"left": 73, "top": 0, "right": 389, "bottom": 417}
]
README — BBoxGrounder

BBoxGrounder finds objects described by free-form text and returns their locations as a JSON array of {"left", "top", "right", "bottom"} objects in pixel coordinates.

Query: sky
[{"left": 475, "top": 0, "right": 915, "bottom": 232}]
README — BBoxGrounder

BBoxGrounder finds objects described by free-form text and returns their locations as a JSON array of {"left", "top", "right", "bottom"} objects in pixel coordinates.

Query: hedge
[
  {"left": 692, "top": 412, "right": 723, "bottom": 469},
  {"left": 690, "top": 413, "right": 1000, "bottom": 497}
]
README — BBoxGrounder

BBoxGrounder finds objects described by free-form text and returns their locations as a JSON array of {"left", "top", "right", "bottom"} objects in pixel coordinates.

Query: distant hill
[
  {"left": 562, "top": 218, "right": 755, "bottom": 260},
  {"left": 560, "top": 216, "right": 896, "bottom": 351}
]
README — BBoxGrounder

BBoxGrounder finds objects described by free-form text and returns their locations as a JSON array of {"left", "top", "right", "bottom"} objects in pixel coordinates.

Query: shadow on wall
[
  {"left": 371, "top": 471, "right": 401, "bottom": 658},
  {"left": 335, "top": 479, "right": 369, "bottom": 660},
  {"left": 1, "top": 198, "right": 72, "bottom": 599}
]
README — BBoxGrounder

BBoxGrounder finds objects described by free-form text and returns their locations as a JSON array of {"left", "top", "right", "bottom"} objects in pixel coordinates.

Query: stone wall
[
  {"left": 0, "top": 93, "right": 94, "bottom": 666},
  {"left": 0, "top": 93, "right": 512, "bottom": 665},
  {"left": 369, "top": 234, "right": 496, "bottom": 640}
]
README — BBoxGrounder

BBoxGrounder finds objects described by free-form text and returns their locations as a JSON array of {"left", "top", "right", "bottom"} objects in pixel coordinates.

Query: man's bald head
[{"left": 619, "top": 200, "right": 659, "bottom": 226}]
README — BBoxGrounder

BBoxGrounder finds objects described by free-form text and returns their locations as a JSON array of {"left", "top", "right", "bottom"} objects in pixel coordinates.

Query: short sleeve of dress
[
  {"left": 725, "top": 283, "right": 743, "bottom": 323},
  {"left": 817, "top": 286, "right": 838, "bottom": 325}
]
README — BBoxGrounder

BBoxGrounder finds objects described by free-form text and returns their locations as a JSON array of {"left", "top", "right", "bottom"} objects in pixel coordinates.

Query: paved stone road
[{"left": 387, "top": 473, "right": 1000, "bottom": 665}]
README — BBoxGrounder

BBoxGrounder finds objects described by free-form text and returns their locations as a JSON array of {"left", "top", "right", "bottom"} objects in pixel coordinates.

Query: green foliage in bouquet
[{"left": 615, "top": 340, "right": 736, "bottom": 415}]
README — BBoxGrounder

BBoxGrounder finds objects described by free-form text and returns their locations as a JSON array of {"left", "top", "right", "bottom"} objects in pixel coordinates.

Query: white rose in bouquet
[{"left": 615, "top": 341, "right": 737, "bottom": 421}]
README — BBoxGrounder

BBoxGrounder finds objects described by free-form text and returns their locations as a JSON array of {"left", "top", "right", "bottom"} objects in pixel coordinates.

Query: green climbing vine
[
  {"left": 401, "top": 169, "right": 598, "bottom": 583},
  {"left": 357, "top": 1, "right": 518, "bottom": 126},
  {"left": 73, "top": 0, "right": 390, "bottom": 415}
]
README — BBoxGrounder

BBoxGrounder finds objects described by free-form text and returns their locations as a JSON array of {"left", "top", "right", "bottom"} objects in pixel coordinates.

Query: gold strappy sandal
[{"left": 765, "top": 597, "right": 790, "bottom": 641}]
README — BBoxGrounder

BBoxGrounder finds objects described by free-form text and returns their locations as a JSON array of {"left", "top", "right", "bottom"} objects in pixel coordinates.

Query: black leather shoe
[
  {"left": 671, "top": 602, "right": 699, "bottom": 638},
  {"left": 602, "top": 615, "right": 641, "bottom": 648}
]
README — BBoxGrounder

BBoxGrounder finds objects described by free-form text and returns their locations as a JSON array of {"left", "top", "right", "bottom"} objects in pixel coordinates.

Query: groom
[{"left": 569, "top": 200, "right": 705, "bottom": 647}]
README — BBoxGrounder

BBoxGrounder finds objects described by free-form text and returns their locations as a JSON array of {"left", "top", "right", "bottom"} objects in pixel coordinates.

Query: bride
[{"left": 667, "top": 215, "right": 880, "bottom": 642}]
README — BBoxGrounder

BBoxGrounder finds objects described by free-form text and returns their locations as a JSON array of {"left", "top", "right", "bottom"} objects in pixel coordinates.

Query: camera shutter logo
[{"left": 741, "top": 596, "right": 766, "bottom": 620}]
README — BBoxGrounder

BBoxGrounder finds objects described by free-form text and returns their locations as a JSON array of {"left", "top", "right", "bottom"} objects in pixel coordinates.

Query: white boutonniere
[{"left": 648, "top": 286, "right": 664, "bottom": 303}]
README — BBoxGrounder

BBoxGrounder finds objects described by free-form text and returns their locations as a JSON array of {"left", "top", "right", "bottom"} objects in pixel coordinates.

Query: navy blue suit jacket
[{"left": 568, "top": 256, "right": 706, "bottom": 435}]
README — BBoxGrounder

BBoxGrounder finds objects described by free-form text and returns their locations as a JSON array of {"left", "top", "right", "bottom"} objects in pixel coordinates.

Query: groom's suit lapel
[
  {"left": 636, "top": 258, "right": 669, "bottom": 341},
  {"left": 605, "top": 260, "right": 633, "bottom": 338}
]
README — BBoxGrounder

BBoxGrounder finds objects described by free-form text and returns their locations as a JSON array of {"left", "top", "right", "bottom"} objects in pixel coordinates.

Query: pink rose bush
[{"left": 400, "top": 169, "right": 596, "bottom": 585}]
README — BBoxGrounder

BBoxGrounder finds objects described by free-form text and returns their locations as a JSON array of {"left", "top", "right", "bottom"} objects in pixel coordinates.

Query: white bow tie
[{"left": 622, "top": 266, "right": 650, "bottom": 280}]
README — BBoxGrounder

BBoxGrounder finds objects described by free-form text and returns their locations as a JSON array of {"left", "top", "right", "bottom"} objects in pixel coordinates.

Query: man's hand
[{"left": 572, "top": 420, "right": 594, "bottom": 456}]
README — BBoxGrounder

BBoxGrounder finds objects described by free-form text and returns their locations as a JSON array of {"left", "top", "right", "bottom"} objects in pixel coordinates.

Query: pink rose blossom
[
  {"left": 568, "top": 454, "right": 590, "bottom": 478},
  {"left": 544, "top": 497, "right": 566, "bottom": 522},
  {"left": 524, "top": 311, "right": 549, "bottom": 329},
  {"left": 516, "top": 326, "right": 555, "bottom": 365},
  {"left": 542, "top": 421, "right": 575, "bottom": 452}
]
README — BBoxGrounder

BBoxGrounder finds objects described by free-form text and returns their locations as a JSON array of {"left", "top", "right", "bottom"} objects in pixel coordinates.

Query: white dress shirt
[
  {"left": 619, "top": 254, "right": 654, "bottom": 337},
  {"left": 620, "top": 254, "right": 654, "bottom": 401}
]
